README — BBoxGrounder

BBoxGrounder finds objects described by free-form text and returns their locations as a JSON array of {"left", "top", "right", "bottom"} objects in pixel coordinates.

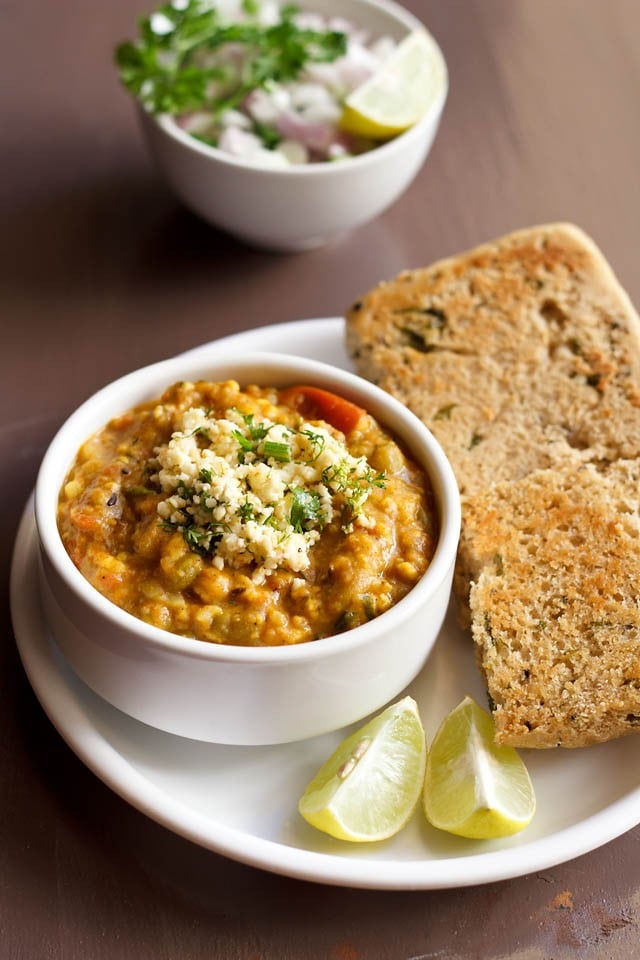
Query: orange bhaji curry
[{"left": 58, "top": 380, "right": 437, "bottom": 646}]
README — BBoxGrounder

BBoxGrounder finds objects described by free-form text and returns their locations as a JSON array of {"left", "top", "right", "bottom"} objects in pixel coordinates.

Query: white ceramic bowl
[
  {"left": 35, "top": 350, "right": 460, "bottom": 744},
  {"left": 137, "top": 0, "right": 448, "bottom": 251}
]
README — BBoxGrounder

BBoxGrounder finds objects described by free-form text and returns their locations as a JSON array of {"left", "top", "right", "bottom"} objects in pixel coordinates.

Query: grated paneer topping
[{"left": 154, "top": 406, "right": 385, "bottom": 583}]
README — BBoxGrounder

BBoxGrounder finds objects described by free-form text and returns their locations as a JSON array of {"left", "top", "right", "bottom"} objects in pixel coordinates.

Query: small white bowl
[
  {"left": 137, "top": 0, "right": 448, "bottom": 251},
  {"left": 35, "top": 350, "right": 460, "bottom": 744}
]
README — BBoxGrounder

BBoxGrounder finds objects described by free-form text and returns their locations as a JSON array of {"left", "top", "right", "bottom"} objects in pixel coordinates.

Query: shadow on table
[{"left": 0, "top": 171, "right": 296, "bottom": 303}]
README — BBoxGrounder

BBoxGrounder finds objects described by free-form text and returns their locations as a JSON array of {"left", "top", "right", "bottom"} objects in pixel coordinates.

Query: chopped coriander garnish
[
  {"left": 233, "top": 429, "right": 254, "bottom": 453},
  {"left": 321, "top": 460, "right": 385, "bottom": 529},
  {"left": 252, "top": 120, "right": 281, "bottom": 150},
  {"left": 299, "top": 428, "right": 326, "bottom": 463},
  {"left": 184, "top": 525, "right": 208, "bottom": 551},
  {"left": 192, "top": 132, "right": 218, "bottom": 147},
  {"left": 245, "top": 416, "right": 271, "bottom": 443},
  {"left": 289, "top": 488, "right": 323, "bottom": 533},
  {"left": 237, "top": 500, "right": 255, "bottom": 521},
  {"left": 114, "top": 1, "right": 348, "bottom": 117},
  {"left": 183, "top": 523, "right": 225, "bottom": 555},
  {"left": 155, "top": 399, "right": 386, "bottom": 577}
]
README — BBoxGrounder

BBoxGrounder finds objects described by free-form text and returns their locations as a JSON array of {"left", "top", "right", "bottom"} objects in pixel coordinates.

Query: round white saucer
[{"left": 10, "top": 318, "right": 640, "bottom": 890}]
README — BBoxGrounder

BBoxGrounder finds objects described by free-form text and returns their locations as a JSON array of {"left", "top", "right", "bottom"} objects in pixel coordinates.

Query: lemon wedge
[
  {"left": 340, "top": 30, "right": 445, "bottom": 140},
  {"left": 423, "top": 696, "right": 536, "bottom": 840},
  {"left": 298, "top": 696, "right": 427, "bottom": 842}
]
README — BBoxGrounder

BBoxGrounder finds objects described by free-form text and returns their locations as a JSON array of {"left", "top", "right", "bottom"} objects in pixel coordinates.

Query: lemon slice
[
  {"left": 298, "top": 696, "right": 426, "bottom": 842},
  {"left": 423, "top": 696, "right": 536, "bottom": 839},
  {"left": 340, "top": 30, "right": 445, "bottom": 140}
]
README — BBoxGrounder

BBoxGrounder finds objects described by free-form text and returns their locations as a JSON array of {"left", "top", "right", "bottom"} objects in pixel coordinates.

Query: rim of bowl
[
  {"left": 150, "top": 0, "right": 449, "bottom": 177},
  {"left": 35, "top": 351, "right": 461, "bottom": 665}
]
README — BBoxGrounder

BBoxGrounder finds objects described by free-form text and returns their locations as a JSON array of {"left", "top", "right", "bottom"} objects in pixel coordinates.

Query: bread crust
[{"left": 346, "top": 224, "right": 640, "bottom": 747}]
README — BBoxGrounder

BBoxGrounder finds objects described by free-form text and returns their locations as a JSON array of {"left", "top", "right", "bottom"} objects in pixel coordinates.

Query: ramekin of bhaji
[{"left": 35, "top": 351, "right": 460, "bottom": 744}]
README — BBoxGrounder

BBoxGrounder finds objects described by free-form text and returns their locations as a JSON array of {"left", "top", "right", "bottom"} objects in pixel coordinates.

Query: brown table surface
[{"left": 2, "top": 1, "right": 640, "bottom": 957}]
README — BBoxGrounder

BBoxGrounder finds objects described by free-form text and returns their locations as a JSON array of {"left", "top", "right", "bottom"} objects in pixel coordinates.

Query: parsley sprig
[{"left": 115, "top": 0, "right": 348, "bottom": 116}]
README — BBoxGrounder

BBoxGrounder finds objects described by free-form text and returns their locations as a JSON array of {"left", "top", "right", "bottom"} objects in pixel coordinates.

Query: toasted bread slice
[
  {"left": 346, "top": 223, "right": 640, "bottom": 495},
  {"left": 346, "top": 223, "right": 640, "bottom": 748},
  {"left": 459, "top": 462, "right": 640, "bottom": 748}
]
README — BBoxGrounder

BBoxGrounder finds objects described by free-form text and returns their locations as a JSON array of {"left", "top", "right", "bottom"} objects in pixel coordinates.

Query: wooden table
[{"left": 2, "top": 1, "right": 639, "bottom": 956}]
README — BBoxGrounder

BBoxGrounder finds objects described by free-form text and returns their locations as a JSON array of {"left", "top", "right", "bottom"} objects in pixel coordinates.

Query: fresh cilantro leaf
[
  {"left": 299, "top": 427, "right": 325, "bottom": 462},
  {"left": 233, "top": 429, "right": 254, "bottom": 453},
  {"left": 248, "top": 420, "right": 271, "bottom": 442},
  {"left": 237, "top": 500, "right": 255, "bottom": 521},
  {"left": 289, "top": 488, "right": 323, "bottom": 533},
  {"left": 191, "top": 425, "right": 211, "bottom": 440},
  {"left": 252, "top": 120, "right": 281, "bottom": 150}
]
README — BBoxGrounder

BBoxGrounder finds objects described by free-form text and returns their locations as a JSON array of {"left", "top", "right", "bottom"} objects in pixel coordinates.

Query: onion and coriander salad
[{"left": 115, "top": 0, "right": 401, "bottom": 166}]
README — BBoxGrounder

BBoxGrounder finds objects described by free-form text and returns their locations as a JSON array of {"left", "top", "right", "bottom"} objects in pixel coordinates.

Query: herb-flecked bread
[
  {"left": 346, "top": 223, "right": 640, "bottom": 748},
  {"left": 346, "top": 223, "right": 640, "bottom": 496},
  {"left": 459, "top": 461, "right": 640, "bottom": 747}
]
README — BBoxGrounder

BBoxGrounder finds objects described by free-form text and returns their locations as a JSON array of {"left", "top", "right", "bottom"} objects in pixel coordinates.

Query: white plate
[{"left": 11, "top": 317, "right": 640, "bottom": 890}]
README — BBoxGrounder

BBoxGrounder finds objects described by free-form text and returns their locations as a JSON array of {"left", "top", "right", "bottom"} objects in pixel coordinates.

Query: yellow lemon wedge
[
  {"left": 298, "top": 696, "right": 427, "bottom": 842},
  {"left": 340, "top": 30, "right": 445, "bottom": 140},
  {"left": 423, "top": 696, "right": 536, "bottom": 840}
]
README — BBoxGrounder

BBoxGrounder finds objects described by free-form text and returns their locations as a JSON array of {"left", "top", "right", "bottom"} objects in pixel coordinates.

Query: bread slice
[
  {"left": 346, "top": 223, "right": 640, "bottom": 748},
  {"left": 459, "top": 461, "right": 640, "bottom": 748},
  {"left": 346, "top": 223, "right": 640, "bottom": 496}
]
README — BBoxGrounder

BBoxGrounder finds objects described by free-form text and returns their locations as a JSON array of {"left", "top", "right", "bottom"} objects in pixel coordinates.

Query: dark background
[{"left": 2, "top": 1, "right": 640, "bottom": 957}]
